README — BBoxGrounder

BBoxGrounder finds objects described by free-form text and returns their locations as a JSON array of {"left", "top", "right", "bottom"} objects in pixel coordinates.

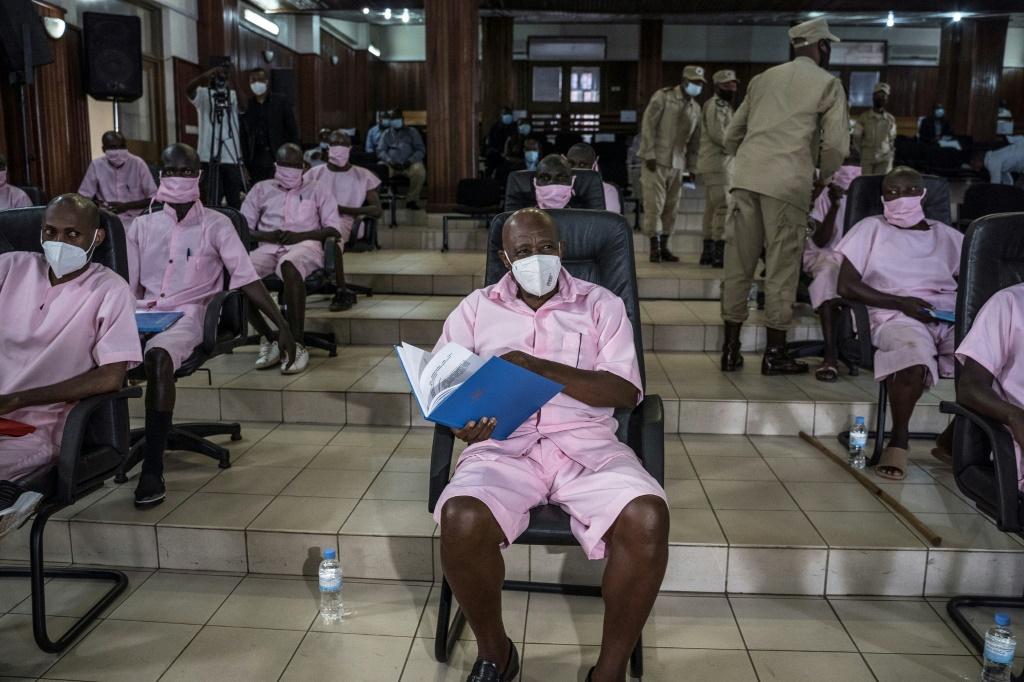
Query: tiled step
[
  {"left": 346, "top": 250, "right": 725, "bottom": 300},
  {"left": 3, "top": 424, "right": 1019, "bottom": 598},
  {"left": 129, "top": 346, "right": 954, "bottom": 438}
]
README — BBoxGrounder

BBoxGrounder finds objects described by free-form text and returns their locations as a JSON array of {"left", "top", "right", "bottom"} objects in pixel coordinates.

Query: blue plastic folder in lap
[
  {"left": 926, "top": 309, "right": 956, "bottom": 323},
  {"left": 395, "top": 342, "right": 563, "bottom": 440},
  {"left": 135, "top": 311, "right": 184, "bottom": 333}
]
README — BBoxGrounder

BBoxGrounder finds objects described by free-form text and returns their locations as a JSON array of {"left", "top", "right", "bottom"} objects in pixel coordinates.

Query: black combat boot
[
  {"left": 649, "top": 236, "right": 662, "bottom": 263},
  {"left": 712, "top": 240, "right": 725, "bottom": 268},
  {"left": 761, "top": 327, "right": 809, "bottom": 375},
  {"left": 659, "top": 234, "right": 680, "bottom": 262},
  {"left": 699, "top": 239, "right": 714, "bottom": 266},
  {"left": 721, "top": 321, "right": 744, "bottom": 372}
]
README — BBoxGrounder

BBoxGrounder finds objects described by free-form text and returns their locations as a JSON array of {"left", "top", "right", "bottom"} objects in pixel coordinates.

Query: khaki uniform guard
[
  {"left": 638, "top": 65, "right": 704, "bottom": 262},
  {"left": 697, "top": 69, "right": 739, "bottom": 267},
  {"left": 854, "top": 82, "right": 897, "bottom": 175},
  {"left": 720, "top": 16, "right": 850, "bottom": 374}
]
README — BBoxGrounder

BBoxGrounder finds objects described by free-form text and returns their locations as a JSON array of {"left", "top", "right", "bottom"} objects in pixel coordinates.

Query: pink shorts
[
  {"left": 144, "top": 305, "right": 204, "bottom": 371},
  {"left": 0, "top": 427, "right": 58, "bottom": 482},
  {"left": 250, "top": 241, "right": 325, "bottom": 280},
  {"left": 871, "top": 315, "right": 955, "bottom": 386},
  {"left": 434, "top": 438, "right": 666, "bottom": 560},
  {"left": 804, "top": 250, "right": 841, "bottom": 310}
]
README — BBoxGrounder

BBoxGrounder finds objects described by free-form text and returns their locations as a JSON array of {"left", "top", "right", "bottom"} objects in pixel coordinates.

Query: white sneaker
[
  {"left": 281, "top": 344, "right": 309, "bottom": 375},
  {"left": 254, "top": 338, "right": 281, "bottom": 369}
]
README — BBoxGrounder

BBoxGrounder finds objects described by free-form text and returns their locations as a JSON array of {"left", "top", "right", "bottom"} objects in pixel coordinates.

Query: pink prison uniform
[
  {"left": 602, "top": 182, "right": 621, "bottom": 214},
  {"left": 804, "top": 165, "right": 861, "bottom": 310},
  {"left": 77, "top": 153, "right": 157, "bottom": 226},
  {"left": 241, "top": 176, "right": 343, "bottom": 280},
  {"left": 431, "top": 268, "right": 666, "bottom": 560},
  {"left": 305, "top": 163, "right": 381, "bottom": 244},
  {"left": 0, "top": 184, "right": 32, "bottom": 210},
  {"left": 836, "top": 216, "right": 963, "bottom": 386},
  {"left": 955, "top": 283, "right": 1024, "bottom": 492},
  {"left": 0, "top": 253, "right": 142, "bottom": 481},
  {"left": 127, "top": 203, "right": 260, "bottom": 370}
]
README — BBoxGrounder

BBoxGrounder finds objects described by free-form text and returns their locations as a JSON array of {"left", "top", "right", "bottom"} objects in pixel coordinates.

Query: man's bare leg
[
  {"left": 592, "top": 495, "right": 670, "bottom": 682},
  {"left": 281, "top": 261, "right": 306, "bottom": 339},
  {"left": 887, "top": 364, "right": 928, "bottom": 450}
]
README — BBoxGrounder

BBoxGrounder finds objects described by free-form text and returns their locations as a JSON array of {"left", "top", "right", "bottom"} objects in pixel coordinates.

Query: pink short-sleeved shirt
[
  {"left": 0, "top": 252, "right": 142, "bottom": 452},
  {"left": 602, "top": 182, "right": 621, "bottom": 214},
  {"left": 304, "top": 164, "right": 381, "bottom": 238},
  {"left": 126, "top": 203, "right": 260, "bottom": 312},
  {"left": 434, "top": 268, "right": 643, "bottom": 470},
  {"left": 77, "top": 154, "right": 157, "bottom": 220},
  {"left": 240, "top": 175, "right": 343, "bottom": 237},
  {"left": 0, "top": 183, "right": 32, "bottom": 210},
  {"left": 836, "top": 216, "right": 963, "bottom": 327},
  {"left": 805, "top": 165, "right": 861, "bottom": 262}
]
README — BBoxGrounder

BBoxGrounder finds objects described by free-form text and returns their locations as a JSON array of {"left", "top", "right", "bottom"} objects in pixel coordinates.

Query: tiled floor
[{"left": 0, "top": 568, "right": 1006, "bottom": 681}]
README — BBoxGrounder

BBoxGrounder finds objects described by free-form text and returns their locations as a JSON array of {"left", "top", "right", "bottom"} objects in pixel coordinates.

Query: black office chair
[
  {"left": 938, "top": 213, "right": 1024, "bottom": 654},
  {"left": 957, "top": 183, "right": 1024, "bottom": 231},
  {"left": 440, "top": 178, "right": 503, "bottom": 252},
  {"left": 428, "top": 209, "right": 664, "bottom": 679},
  {"left": 832, "top": 174, "right": 953, "bottom": 465},
  {"left": 503, "top": 169, "right": 607, "bottom": 212},
  {"left": 0, "top": 207, "right": 141, "bottom": 652},
  {"left": 16, "top": 185, "right": 45, "bottom": 206},
  {"left": 117, "top": 206, "right": 251, "bottom": 478}
]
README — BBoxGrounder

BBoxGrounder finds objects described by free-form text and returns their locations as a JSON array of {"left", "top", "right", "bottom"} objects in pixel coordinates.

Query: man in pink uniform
[
  {"left": 127, "top": 143, "right": 296, "bottom": 508},
  {"left": 0, "top": 153, "right": 32, "bottom": 210},
  {"left": 0, "top": 194, "right": 141, "bottom": 533},
  {"left": 955, "top": 283, "right": 1024, "bottom": 492},
  {"left": 305, "top": 129, "right": 383, "bottom": 312},
  {"left": 241, "top": 143, "right": 343, "bottom": 373},
  {"left": 433, "top": 209, "right": 668, "bottom": 682},
  {"left": 77, "top": 131, "right": 157, "bottom": 228},
  {"left": 805, "top": 160, "right": 861, "bottom": 381},
  {"left": 836, "top": 166, "right": 962, "bottom": 480},
  {"left": 566, "top": 143, "right": 622, "bottom": 214}
]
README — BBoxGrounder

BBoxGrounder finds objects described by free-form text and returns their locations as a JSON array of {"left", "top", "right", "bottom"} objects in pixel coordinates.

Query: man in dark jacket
[{"left": 241, "top": 67, "right": 300, "bottom": 182}]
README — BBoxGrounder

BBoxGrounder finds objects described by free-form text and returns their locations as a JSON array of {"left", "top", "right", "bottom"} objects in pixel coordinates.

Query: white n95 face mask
[
  {"left": 41, "top": 232, "right": 97, "bottom": 278},
  {"left": 508, "top": 253, "right": 561, "bottom": 297}
]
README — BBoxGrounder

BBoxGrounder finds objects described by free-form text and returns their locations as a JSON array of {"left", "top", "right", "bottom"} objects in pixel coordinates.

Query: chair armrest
[
  {"left": 57, "top": 387, "right": 142, "bottom": 500},
  {"left": 837, "top": 298, "right": 874, "bottom": 370},
  {"left": 202, "top": 290, "right": 243, "bottom": 355},
  {"left": 636, "top": 395, "right": 665, "bottom": 486},
  {"left": 428, "top": 424, "right": 456, "bottom": 514},
  {"left": 324, "top": 235, "right": 338, "bottom": 276}
]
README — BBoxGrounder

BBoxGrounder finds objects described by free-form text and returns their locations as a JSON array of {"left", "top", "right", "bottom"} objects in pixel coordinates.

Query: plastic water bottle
[
  {"left": 747, "top": 282, "right": 759, "bottom": 311},
  {"left": 318, "top": 548, "right": 343, "bottom": 623},
  {"left": 848, "top": 417, "right": 868, "bottom": 470},
  {"left": 981, "top": 613, "right": 1016, "bottom": 681}
]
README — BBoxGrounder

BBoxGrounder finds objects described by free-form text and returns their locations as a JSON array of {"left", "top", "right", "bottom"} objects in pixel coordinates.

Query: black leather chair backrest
[
  {"left": 960, "top": 183, "right": 1024, "bottom": 225},
  {"left": 0, "top": 206, "right": 128, "bottom": 279},
  {"left": 485, "top": 209, "right": 645, "bottom": 388},
  {"left": 504, "top": 169, "right": 606, "bottom": 212},
  {"left": 843, "top": 173, "right": 952, "bottom": 234},
  {"left": 955, "top": 212, "right": 1024, "bottom": 346},
  {"left": 17, "top": 185, "right": 45, "bottom": 206},
  {"left": 207, "top": 206, "right": 249, "bottom": 341},
  {"left": 456, "top": 178, "right": 502, "bottom": 209}
]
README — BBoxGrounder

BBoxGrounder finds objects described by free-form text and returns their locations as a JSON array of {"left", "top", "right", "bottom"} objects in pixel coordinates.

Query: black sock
[{"left": 141, "top": 410, "right": 173, "bottom": 478}]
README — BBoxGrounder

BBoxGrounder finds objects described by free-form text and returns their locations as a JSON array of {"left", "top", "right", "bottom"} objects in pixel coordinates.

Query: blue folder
[
  {"left": 926, "top": 309, "right": 956, "bottom": 323},
  {"left": 396, "top": 350, "right": 563, "bottom": 441},
  {"left": 135, "top": 311, "right": 184, "bottom": 334}
]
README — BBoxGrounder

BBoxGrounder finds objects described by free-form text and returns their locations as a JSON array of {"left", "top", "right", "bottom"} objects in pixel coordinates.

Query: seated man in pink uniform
[
  {"left": 566, "top": 143, "right": 622, "bottom": 214},
  {"left": 304, "top": 129, "right": 383, "bottom": 312},
  {"left": 77, "top": 131, "right": 157, "bottom": 228},
  {"left": 0, "top": 194, "right": 142, "bottom": 535},
  {"left": 805, "top": 159, "right": 861, "bottom": 382},
  {"left": 0, "top": 153, "right": 32, "bottom": 210},
  {"left": 956, "top": 282, "right": 1024, "bottom": 492},
  {"left": 836, "top": 166, "right": 962, "bottom": 480},
  {"left": 241, "top": 142, "right": 343, "bottom": 373},
  {"left": 433, "top": 208, "right": 668, "bottom": 682},
  {"left": 127, "top": 143, "right": 296, "bottom": 508}
]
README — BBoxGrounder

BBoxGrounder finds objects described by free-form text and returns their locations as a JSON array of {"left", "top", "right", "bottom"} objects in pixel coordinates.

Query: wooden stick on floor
[{"left": 798, "top": 431, "right": 943, "bottom": 547}]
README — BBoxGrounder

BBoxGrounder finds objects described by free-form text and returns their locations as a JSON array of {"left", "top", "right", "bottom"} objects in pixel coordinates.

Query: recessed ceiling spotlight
[
  {"left": 384, "top": 7, "right": 392, "bottom": 20},
  {"left": 886, "top": 11, "right": 895, "bottom": 27}
]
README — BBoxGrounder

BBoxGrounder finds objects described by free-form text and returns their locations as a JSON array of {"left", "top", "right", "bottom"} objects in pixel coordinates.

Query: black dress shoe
[
  {"left": 761, "top": 346, "right": 809, "bottom": 375},
  {"left": 134, "top": 473, "right": 166, "bottom": 508},
  {"left": 467, "top": 640, "right": 519, "bottom": 682},
  {"left": 649, "top": 236, "right": 662, "bottom": 263},
  {"left": 658, "top": 234, "right": 680, "bottom": 262},
  {"left": 699, "top": 239, "right": 714, "bottom": 266}
]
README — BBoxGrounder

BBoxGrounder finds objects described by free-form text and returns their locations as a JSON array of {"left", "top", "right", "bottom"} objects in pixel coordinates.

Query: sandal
[
  {"left": 876, "top": 446, "right": 909, "bottom": 481},
  {"left": 814, "top": 363, "right": 839, "bottom": 383}
]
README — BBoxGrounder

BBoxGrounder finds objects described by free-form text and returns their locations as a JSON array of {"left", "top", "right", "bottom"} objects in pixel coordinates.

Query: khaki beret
[
  {"left": 683, "top": 65, "right": 706, "bottom": 83},
  {"left": 874, "top": 82, "right": 891, "bottom": 95},
  {"left": 713, "top": 69, "right": 738, "bottom": 85},
  {"left": 789, "top": 17, "right": 840, "bottom": 46}
]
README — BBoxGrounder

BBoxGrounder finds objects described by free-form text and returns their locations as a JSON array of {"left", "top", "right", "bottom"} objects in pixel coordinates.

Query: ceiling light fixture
[
  {"left": 43, "top": 16, "right": 66, "bottom": 39},
  {"left": 383, "top": 7, "right": 392, "bottom": 20},
  {"left": 885, "top": 11, "right": 895, "bottom": 27},
  {"left": 952, "top": 11, "right": 963, "bottom": 22},
  {"left": 401, "top": 8, "right": 410, "bottom": 23},
  {"left": 362, "top": 6, "right": 370, "bottom": 14},
  {"left": 243, "top": 8, "right": 280, "bottom": 36},
  {"left": 368, "top": 44, "right": 381, "bottom": 57}
]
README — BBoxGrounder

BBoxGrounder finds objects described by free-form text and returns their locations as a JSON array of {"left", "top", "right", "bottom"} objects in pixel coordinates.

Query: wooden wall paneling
[
  {"left": 173, "top": 58, "right": 202, "bottom": 149},
  {"left": 997, "top": 68, "right": 1024, "bottom": 130},
  {"left": 320, "top": 30, "right": 372, "bottom": 133},
  {"left": 297, "top": 53, "right": 321, "bottom": 143},
  {"left": 637, "top": 19, "right": 662, "bottom": 110},
  {"left": 886, "top": 66, "right": 940, "bottom": 119},
  {"left": 939, "top": 17, "right": 1008, "bottom": 143},
  {"left": 379, "top": 62, "right": 427, "bottom": 112},
  {"left": 481, "top": 16, "right": 515, "bottom": 127},
  {"left": 197, "top": 0, "right": 240, "bottom": 68}
]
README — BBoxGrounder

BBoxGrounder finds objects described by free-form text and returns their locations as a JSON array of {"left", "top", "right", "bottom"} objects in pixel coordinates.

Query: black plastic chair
[
  {"left": 440, "top": 178, "right": 503, "bottom": 252},
  {"left": 831, "top": 174, "right": 953, "bottom": 465},
  {"left": 939, "top": 213, "right": 1024, "bottom": 653},
  {"left": 428, "top": 209, "right": 664, "bottom": 678},
  {"left": 503, "top": 169, "right": 607, "bottom": 212},
  {"left": 16, "top": 185, "right": 45, "bottom": 206},
  {"left": 0, "top": 207, "right": 142, "bottom": 652},
  {"left": 957, "top": 183, "right": 1024, "bottom": 231}
]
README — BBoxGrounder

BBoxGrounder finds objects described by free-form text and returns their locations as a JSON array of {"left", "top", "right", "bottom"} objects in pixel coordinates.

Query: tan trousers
[
  {"left": 389, "top": 161, "right": 426, "bottom": 202},
  {"left": 702, "top": 178, "right": 729, "bottom": 241},
  {"left": 640, "top": 164, "right": 683, "bottom": 237},
  {"left": 860, "top": 158, "right": 893, "bottom": 176},
  {"left": 721, "top": 189, "right": 808, "bottom": 329}
]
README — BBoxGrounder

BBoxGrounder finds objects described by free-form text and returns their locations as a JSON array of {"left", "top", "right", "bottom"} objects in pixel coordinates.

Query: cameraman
[{"left": 186, "top": 58, "right": 246, "bottom": 209}]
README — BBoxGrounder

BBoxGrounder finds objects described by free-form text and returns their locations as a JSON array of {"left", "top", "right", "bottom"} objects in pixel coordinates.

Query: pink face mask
[
  {"left": 328, "top": 145, "right": 351, "bottom": 167},
  {"left": 534, "top": 177, "right": 574, "bottom": 209},
  {"left": 0, "top": 170, "right": 6, "bottom": 187},
  {"left": 882, "top": 189, "right": 927, "bottom": 228},
  {"left": 275, "top": 164, "right": 304, "bottom": 190},
  {"left": 155, "top": 174, "right": 201, "bottom": 204},
  {"left": 105, "top": 148, "right": 129, "bottom": 167}
]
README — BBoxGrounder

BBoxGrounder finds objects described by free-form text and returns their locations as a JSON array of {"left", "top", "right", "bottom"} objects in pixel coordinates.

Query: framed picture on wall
[
  {"left": 830, "top": 40, "right": 887, "bottom": 66},
  {"left": 848, "top": 71, "right": 882, "bottom": 108}
]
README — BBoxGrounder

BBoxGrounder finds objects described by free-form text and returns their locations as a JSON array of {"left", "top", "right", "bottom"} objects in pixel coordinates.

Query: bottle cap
[
  {"left": 996, "top": 612, "right": 1011, "bottom": 626},
  {"left": 324, "top": 548, "right": 337, "bottom": 560},
  {"left": 854, "top": 416, "right": 865, "bottom": 425}
]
